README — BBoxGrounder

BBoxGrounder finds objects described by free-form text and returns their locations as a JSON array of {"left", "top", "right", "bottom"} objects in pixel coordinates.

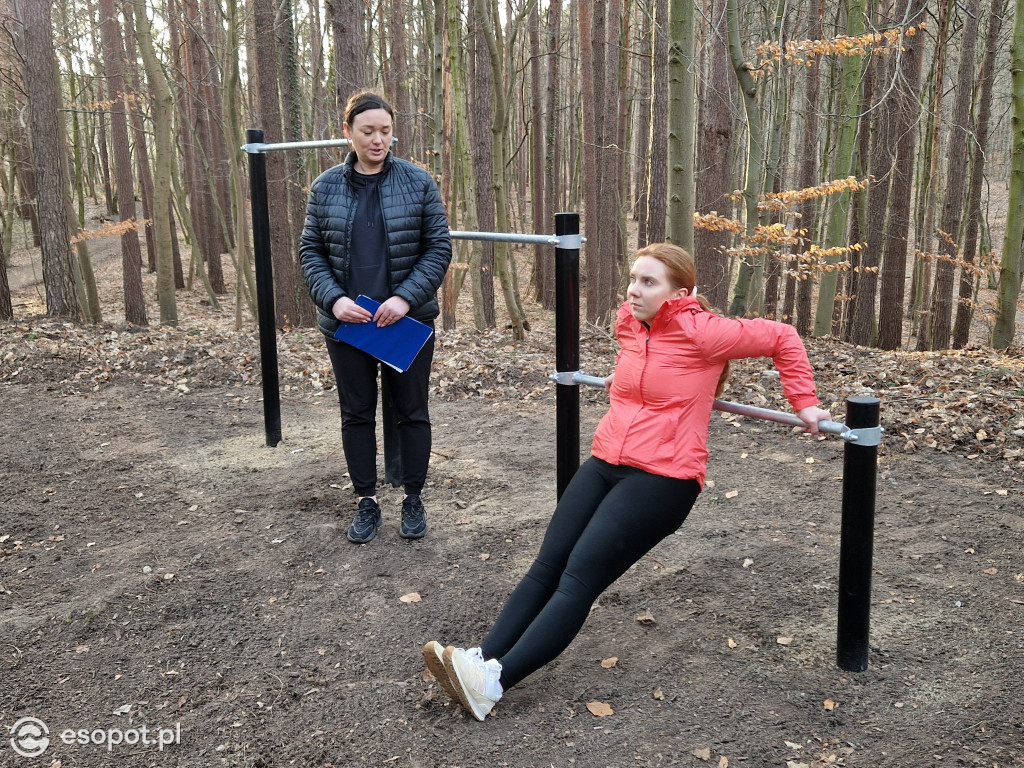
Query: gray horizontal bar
[
  {"left": 451, "top": 230, "right": 561, "bottom": 246},
  {"left": 711, "top": 399, "right": 850, "bottom": 438},
  {"left": 242, "top": 138, "right": 352, "bottom": 154}
]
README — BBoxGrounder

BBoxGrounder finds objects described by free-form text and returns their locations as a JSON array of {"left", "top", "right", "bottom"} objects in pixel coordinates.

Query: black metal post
[
  {"left": 554, "top": 212, "right": 581, "bottom": 498},
  {"left": 246, "top": 128, "right": 282, "bottom": 447},
  {"left": 836, "top": 395, "right": 881, "bottom": 671}
]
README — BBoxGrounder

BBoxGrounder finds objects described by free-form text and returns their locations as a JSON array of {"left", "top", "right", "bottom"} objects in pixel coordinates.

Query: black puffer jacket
[{"left": 300, "top": 152, "right": 452, "bottom": 337}]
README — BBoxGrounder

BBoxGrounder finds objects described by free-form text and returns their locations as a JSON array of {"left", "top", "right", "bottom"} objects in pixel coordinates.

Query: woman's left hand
[
  {"left": 373, "top": 296, "right": 411, "bottom": 327},
  {"left": 795, "top": 406, "right": 832, "bottom": 435}
]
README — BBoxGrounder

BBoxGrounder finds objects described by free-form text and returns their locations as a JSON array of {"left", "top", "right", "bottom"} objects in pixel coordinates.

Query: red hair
[{"left": 632, "top": 243, "right": 730, "bottom": 397}]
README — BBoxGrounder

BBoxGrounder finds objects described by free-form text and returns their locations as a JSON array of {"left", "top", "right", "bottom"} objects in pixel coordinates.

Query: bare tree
[
  {"left": 97, "top": 0, "right": 147, "bottom": 325},
  {"left": 252, "top": 0, "right": 300, "bottom": 328},
  {"left": 16, "top": 0, "right": 81, "bottom": 318},
  {"left": 330, "top": 0, "right": 366, "bottom": 107},
  {"left": 953, "top": 0, "right": 1007, "bottom": 347},
  {"left": 694, "top": 0, "right": 733, "bottom": 312},
  {"left": 993, "top": 0, "right": 1024, "bottom": 349},
  {"left": 0, "top": 231, "right": 11, "bottom": 320},
  {"left": 130, "top": 0, "right": 177, "bottom": 326},
  {"left": 646, "top": 0, "right": 669, "bottom": 243},
  {"left": 467, "top": 0, "right": 495, "bottom": 329},
  {"left": 877, "top": 0, "right": 928, "bottom": 350}
]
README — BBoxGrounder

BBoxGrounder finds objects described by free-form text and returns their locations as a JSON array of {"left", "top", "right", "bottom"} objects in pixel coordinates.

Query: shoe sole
[
  {"left": 347, "top": 520, "right": 380, "bottom": 544},
  {"left": 400, "top": 523, "right": 427, "bottom": 539},
  {"left": 442, "top": 645, "right": 494, "bottom": 721},
  {"left": 422, "top": 641, "right": 461, "bottom": 703}
]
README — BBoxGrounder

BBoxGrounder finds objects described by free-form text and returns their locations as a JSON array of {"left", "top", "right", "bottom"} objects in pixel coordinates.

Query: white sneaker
[
  {"left": 422, "top": 640, "right": 461, "bottom": 703},
  {"left": 442, "top": 645, "right": 503, "bottom": 721}
]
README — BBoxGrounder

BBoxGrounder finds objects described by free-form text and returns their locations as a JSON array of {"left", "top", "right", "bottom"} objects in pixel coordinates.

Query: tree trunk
[
  {"left": 813, "top": 0, "right": 865, "bottom": 335},
  {"left": 330, "top": 0, "right": 366, "bottom": 107},
  {"left": 913, "top": 0, "right": 951, "bottom": 349},
  {"left": 386, "top": 0, "right": 411, "bottom": 152},
  {"left": 529, "top": 0, "right": 549, "bottom": 308},
  {"left": 647, "top": 0, "right": 669, "bottom": 243},
  {"left": 98, "top": 0, "right": 147, "bottom": 325},
  {"left": 851, "top": 53, "right": 897, "bottom": 346},
  {"left": 0, "top": 234, "right": 11, "bottom": 320},
  {"left": 538, "top": 0, "right": 562, "bottom": 309},
  {"left": 634, "top": 5, "right": 652, "bottom": 250},
  {"left": 953, "top": 0, "right": 1007, "bottom": 347},
  {"left": 276, "top": 0, "right": 316, "bottom": 327},
  {"left": 252, "top": 0, "right": 300, "bottom": 328},
  {"left": 19, "top": 0, "right": 81, "bottom": 319},
  {"left": 876, "top": 0, "right": 928, "bottom": 350},
  {"left": 182, "top": 0, "right": 226, "bottom": 294},
  {"left": 121, "top": 12, "right": 157, "bottom": 273},
  {"left": 993, "top": 0, "right": 1024, "bottom": 349},
  {"left": 201, "top": 0, "right": 235, "bottom": 250},
  {"left": 579, "top": 0, "right": 605, "bottom": 323},
  {"left": 726, "top": 0, "right": 765, "bottom": 317},
  {"left": 467, "top": 0, "right": 495, "bottom": 329},
  {"left": 694, "top": 0, "right": 733, "bottom": 312},
  {"left": 475, "top": 0, "right": 527, "bottom": 338},
  {"left": 667, "top": 0, "right": 695, "bottom": 253},
  {"left": 926, "top": 0, "right": 980, "bottom": 350},
  {"left": 794, "top": 0, "right": 825, "bottom": 335},
  {"left": 131, "top": 0, "right": 177, "bottom": 326},
  {"left": 222, "top": 0, "right": 255, "bottom": 320}
]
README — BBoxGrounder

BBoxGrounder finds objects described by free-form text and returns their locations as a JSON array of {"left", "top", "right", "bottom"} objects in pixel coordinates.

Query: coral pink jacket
[{"left": 590, "top": 297, "right": 821, "bottom": 487}]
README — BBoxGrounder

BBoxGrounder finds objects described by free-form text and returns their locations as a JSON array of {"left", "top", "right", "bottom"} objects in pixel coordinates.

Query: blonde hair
[{"left": 633, "top": 243, "right": 730, "bottom": 397}]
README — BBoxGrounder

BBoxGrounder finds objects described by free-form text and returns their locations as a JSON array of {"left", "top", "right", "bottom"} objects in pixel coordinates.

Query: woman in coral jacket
[{"left": 423, "top": 242, "right": 832, "bottom": 721}]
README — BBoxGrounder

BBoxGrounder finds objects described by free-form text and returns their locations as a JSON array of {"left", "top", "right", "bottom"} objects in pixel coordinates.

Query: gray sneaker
[{"left": 347, "top": 497, "right": 381, "bottom": 543}]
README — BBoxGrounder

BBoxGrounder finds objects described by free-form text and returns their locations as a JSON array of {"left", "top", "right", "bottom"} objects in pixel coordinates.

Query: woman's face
[
  {"left": 626, "top": 255, "right": 686, "bottom": 322},
  {"left": 343, "top": 108, "right": 393, "bottom": 172}
]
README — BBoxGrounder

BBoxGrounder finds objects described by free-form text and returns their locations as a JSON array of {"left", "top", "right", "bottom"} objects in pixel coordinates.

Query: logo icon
[{"left": 10, "top": 717, "right": 49, "bottom": 758}]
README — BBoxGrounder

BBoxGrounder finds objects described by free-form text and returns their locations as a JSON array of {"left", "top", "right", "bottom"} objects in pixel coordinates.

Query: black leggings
[
  {"left": 480, "top": 456, "right": 701, "bottom": 689},
  {"left": 326, "top": 332, "right": 434, "bottom": 497}
]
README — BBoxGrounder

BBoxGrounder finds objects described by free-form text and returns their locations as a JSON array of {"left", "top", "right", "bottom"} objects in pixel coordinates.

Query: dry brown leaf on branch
[{"left": 586, "top": 700, "right": 613, "bottom": 717}]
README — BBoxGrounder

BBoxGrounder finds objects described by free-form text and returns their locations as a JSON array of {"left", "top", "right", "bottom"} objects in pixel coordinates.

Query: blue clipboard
[{"left": 332, "top": 295, "right": 434, "bottom": 372}]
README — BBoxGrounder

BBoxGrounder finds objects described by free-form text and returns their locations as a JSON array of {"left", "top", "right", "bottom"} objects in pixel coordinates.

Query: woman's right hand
[{"left": 332, "top": 296, "right": 373, "bottom": 323}]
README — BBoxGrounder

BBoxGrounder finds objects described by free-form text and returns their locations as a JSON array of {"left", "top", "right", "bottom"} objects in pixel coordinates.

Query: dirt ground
[{"left": 1, "top": 229, "right": 1023, "bottom": 768}]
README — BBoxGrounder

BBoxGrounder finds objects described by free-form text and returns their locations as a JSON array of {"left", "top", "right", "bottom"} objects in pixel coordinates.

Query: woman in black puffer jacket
[{"left": 300, "top": 91, "right": 451, "bottom": 545}]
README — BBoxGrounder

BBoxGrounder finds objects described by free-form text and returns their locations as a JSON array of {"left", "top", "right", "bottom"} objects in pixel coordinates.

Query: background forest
[{"left": 0, "top": 0, "right": 1022, "bottom": 350}]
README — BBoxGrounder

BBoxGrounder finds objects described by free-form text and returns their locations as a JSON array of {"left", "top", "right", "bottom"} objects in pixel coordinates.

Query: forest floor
[{"left": 1, "top": 221, "right": 1023, "bottom": 768}]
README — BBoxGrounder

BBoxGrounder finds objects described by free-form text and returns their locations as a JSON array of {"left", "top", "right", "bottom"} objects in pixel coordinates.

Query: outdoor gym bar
[{"left": 244, "top": 132, "right": 881, "bottom": 672}]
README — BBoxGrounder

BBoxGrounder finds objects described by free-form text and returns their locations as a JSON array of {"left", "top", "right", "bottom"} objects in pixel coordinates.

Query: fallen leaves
[
  {"left": 586, "top": 700, "right": 613, "bottom": 717},
  {"left": 398, "top": 592, "right": 421, "bottom": 603}
]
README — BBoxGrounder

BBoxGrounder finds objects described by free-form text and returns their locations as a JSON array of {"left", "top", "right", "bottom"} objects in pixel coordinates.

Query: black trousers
[
  {"left": 326, "top": 329, "right": 435, "bottom": 497},
  {"left": 480, "top": 457, "right": 701, "bottom": 689}
]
